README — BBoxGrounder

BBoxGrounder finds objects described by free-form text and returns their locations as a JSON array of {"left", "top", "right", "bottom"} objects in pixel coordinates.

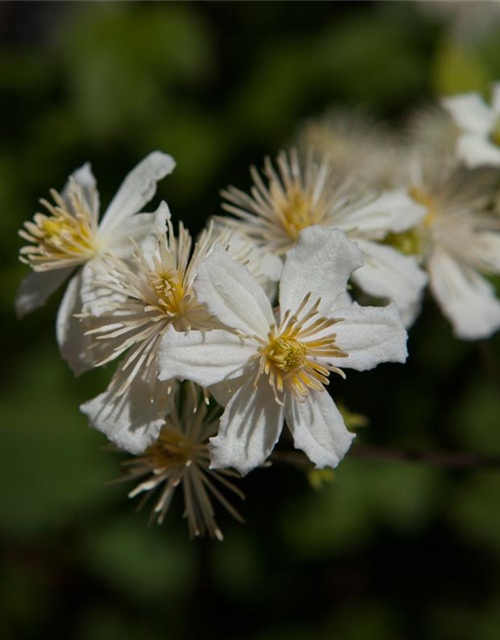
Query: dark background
[{"left": 2, "top": 2, "right": 500, "bottom": 639}]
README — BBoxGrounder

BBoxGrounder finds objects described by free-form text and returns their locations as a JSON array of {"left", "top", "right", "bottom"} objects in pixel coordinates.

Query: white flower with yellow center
[
  {"left": 219, "top": 149, "right": 428, "bottom": 327},
  {"left": 119, "top": 384, "right": 244, "bottom": 541},
  {"left": 442, "top": 83, "right": 500, "bottom": 167},
  {"left": 158, "top": 226, "right": 408, "bottom": 475},
  {"left": 16, "top": 152, "right": 176, "bottom": 375},
  {"left": 392, "top": 161, "right": 500, "bottom": 340},
  {"left": 80, "top": 214, "right": 223, "bottom": 454}
]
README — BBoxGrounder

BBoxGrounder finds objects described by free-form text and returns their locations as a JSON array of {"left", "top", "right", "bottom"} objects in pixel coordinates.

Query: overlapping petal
[
  {"left": 428, "top": 247, "right": 500, "bottom": 340},
  {"left": 352, "top": 239, "right": 427, "bottom": 327},
  {"left": 329, "top": 301, "right": 407, "bottom": 371},
  {"left": 209, "top": 375, "right": 284, "bottom": 475},
  {"left": 80, "top": 369, "right": 176, "bottom": 454},
  {"left": 99, "top": 151, "right": 176, "bottom": 234},
  {"left": 442, "top": 93, "right": 494, "bottom": 134},
  {"left": 285, "top": 389, "right": 355, "bottom": 469},
  {"left": 334, "top": 190, "right": 426, "bottom": 239},
  {"left": 194, "top": 245, "right": 274, "bottom": 337},
  {"left": 159, "top": 327, "right": 259, "bottom": 387},
  {"left": 279, "top": 226, "right": 363, "bottom": 316},
  {"left": 15, "top": 267, "right": 74, "bottom": 318}
]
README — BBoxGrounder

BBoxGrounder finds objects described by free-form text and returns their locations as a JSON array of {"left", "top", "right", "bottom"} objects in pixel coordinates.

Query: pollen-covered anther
[
  {"left": 257, "top": 293, "right": 348, "bottom": 400},
  {"left": 18, "top": 183, "right": 99, "bottom": 271}
]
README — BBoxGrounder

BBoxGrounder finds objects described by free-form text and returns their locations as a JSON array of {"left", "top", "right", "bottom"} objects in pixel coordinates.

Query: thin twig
[{"left": 272, "top": 446, "right": 500, "bottom": 470}]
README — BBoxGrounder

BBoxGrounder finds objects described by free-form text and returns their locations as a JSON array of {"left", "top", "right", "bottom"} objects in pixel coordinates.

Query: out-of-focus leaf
[
  {"left": 0, "top": 345, "right": 120, "bottom": 537},
  {"left": 433, "top": 38, "right": 492, "bottom": 96},
  {"left": 79, "top": 513, "right": 195, "bottom": 604},
  {"left": 449, "top": 378, "right": 500, "bottom": 454},
  {"left": 60, "top": 4, "right": 214, "bottom": 141}
]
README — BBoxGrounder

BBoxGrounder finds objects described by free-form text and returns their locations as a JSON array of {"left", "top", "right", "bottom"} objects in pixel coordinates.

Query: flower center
[
  {"left": 19, "top": 184, "right": 99, "bottom": 271},
  {"left": 257, "top": 293, "right": 348, "bottom": 401},
  {"left": 278, "top": 186, "right": 323, "bottom": 241},
  {"left": 148, "top": 426, "right": 202, "bottom": 470},
  {"left": 384, "top": 185, "right": 437, "bottom": 257},
  {"left": 408, "top": 185, "right": 437, "bottom": 227},
  {"left": 266, "top": 336, "right": 308, "bottom": 372},
  {"left": 150, "top": 270, "right": 187, "bottom": 317}
]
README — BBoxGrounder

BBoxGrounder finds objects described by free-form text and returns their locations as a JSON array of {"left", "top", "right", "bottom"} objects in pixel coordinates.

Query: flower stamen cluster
[
  {"left": 255, "top": 293, "right": 347, "bottom": 401},
  {"left": 19, "top": 182, "right": 100, "bottom": 271}
]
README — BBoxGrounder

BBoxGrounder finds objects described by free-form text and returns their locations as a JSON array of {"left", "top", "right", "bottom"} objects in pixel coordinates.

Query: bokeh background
[{"left": 2, "top": 2, "right": 500, "bottom": 639}]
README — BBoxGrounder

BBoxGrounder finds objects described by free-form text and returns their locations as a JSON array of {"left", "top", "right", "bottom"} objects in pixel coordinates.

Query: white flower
[
  {"left": 442, "top": 84, "right": 500, "bottom": 167},
  {"left": 16, "top": 151, "right": 176, "bottom": 375},
  {"left": 119, "top": 383, "right": 244, "bottom": 541},
  {"left": 158, "top": 226, "right": 408, "bottom": 475},
  {"left": 219, "top": 149, "right": 428, "bottom": 326},
  {"left": 397, "top": 164, "right": 500, "bottom": 340},
  {"left": 80, "top": 215, "right": 222, "bottom": 454}
]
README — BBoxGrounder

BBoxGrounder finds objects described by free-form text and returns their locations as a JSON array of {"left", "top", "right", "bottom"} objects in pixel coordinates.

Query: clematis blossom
[
  {"left": 158, "top": 226, "right": 408, "bottom": 475},
  {"left": 442, "top": 83, "right": 500, "bottom": 167},
  {"left": 16, "top": 151, "right": 176, "bottom": 375},
  {"left": 219, "top": 149, "right": 428, "bottom": 326}
]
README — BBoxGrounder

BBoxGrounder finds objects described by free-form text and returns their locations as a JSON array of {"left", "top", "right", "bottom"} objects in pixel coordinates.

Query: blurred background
[{"left": 2, "top": 2, "right": 500, "bottom": 639}]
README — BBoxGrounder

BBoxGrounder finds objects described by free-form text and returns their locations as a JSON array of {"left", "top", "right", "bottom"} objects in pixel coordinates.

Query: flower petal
[
  {"left": 442, "top": 93, "right": 495, "bottom": 135},
  {"left": 63, "top": 162, "right": 99, "bottom": 216},
  {"left": 194, "top": 245, "right": 274, "bottom": 337},
  {"left": 352, "top": 239, "right": 427, "bottom": 327},
  {"left": 99, "top": 151, "right": 175, "bottom": 234},
  {"left": 158, "top": 327, "right": 259, "bottom": 387},
  {"left": 285, "top": 390, "right": 355, "bottom": 468},
  {"left": 279, "top": 226, "right": 363, "bottom": 316},
  {"left": 330, "top": 302, "right": 408, "bottom": 371},
  {"left": 80, "top": 370, "right": 177, "bottom": 454},
  {"left": 457, "top": 133, "right": 500, "bottom": 168},
  {"left": 334, "top": 190, "right": 427, "bottom": 238},
  {"left": 56, "top": 270, "right": 102, "bottom": 376},
  {"left": 15, "top": 267, "right": 74, "bottom": 318},
  {"left": 209, "top": 375, "right": 284, "bottom": 475},
  {"left": 428, "top": 247, "right": 500, "bottom": 340},
  {"left": 109, "top": 200, "right": 171, "bottom": 259}
]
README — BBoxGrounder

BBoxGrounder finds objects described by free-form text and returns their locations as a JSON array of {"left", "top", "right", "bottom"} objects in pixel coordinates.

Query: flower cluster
[{"left": 16, "top": 83, "right": 500, "bottom": 539}]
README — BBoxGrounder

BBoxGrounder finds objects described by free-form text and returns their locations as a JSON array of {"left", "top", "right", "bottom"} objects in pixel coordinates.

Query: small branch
[
  {"left": 272, "top": 446, "right": 500, "bottom": 470},
  {"left": 351, "top": 445, "right": 500, "bottom": 469}
]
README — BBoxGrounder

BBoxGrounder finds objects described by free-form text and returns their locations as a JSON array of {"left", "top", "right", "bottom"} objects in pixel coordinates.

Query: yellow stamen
[
  {"left": 408, "top": 185, "right": 437, "bottom": 228},
  {"left": 257, "top": 294, "right": 348, "bottom": 401},
  {"left": 19, "top": 183, "right": 99, "bottom": 271},
  {"left": 276, "top": 185, "right": 324, "bottom": 241}
]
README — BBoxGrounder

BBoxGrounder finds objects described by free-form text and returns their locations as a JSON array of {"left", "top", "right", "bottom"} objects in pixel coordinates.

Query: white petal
[
  {"left": 209, "top": 376, "right": 246, "bottom": 407},
  {"left": 428, "top": 247, "right": 500, "bottom": 340},
  {"left": 99, "top": 151, "right": 175, "bottom": 234},
  {"left": 209, "top": 375, "right": 284, "bottom": 475},
  {"left": 80, "top": 370, "right": 176, "bottom": 454},
  {"left": 279, "top": 226, "right": 363, "bottom": 316},
  {"left": 285, "top": 390, "right": 355, "bottom": 469},
  {"left": 457, "top": 133, "right": 500, "bottom": 168},
  {"left": 63, "top": 162, "right": 99, "bottom": 216},
  {"left": 442, "top": 93, "right": 495, "bottom": 135},
  {"left": 352, "top": 239, "right": 428, "bottom": 327},
  {"left": 330, "top": 302, "right": 408, "bottom": 371},
  {"left": 335, "top": 190, "right": 427, "bottom": 239},
  {"left": 56, "top": 270, "right": 102, "bottom": 376},
  {"left": 194, "top": 245, "right": 274, "bottom": 337},
  {"left": 109, "top": 200, "right": 171, "bottom": 259},
  {"left": 15, "top": 267, "right": 74, "bottom": 318},
  {"left": 158, "top": 327, "right": 259, "bottom": 387}
]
